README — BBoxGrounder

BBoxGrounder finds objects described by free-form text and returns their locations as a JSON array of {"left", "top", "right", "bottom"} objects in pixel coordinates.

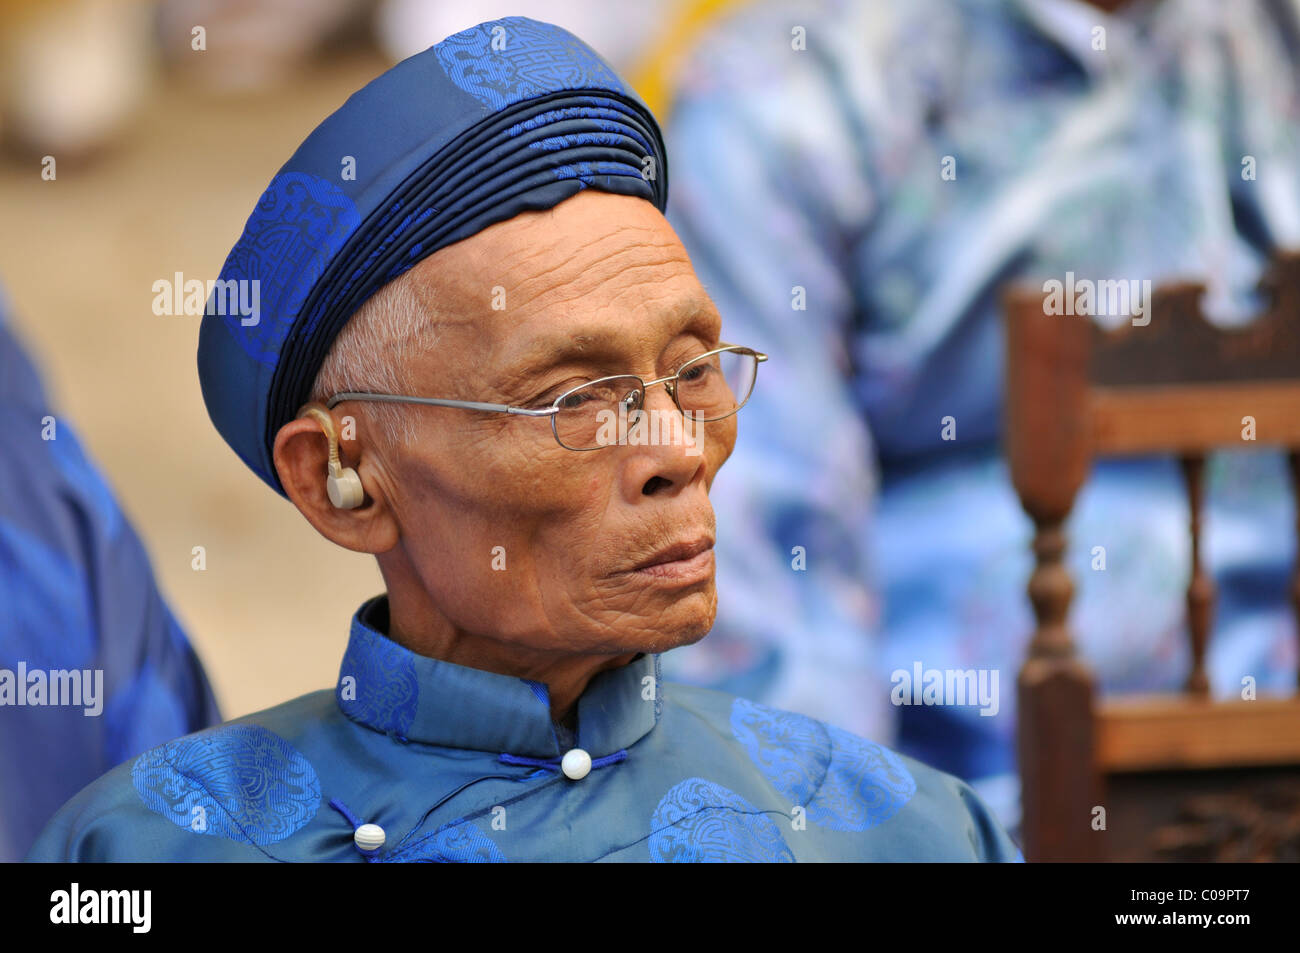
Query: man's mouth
[{"left": 622, "top": 535, "right": 715, "bottom": 583}]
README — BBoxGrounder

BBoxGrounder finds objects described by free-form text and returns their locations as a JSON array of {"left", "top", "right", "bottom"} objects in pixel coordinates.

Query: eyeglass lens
[{"left": 552, "top": 349, "right": 758, "bottom": 450}]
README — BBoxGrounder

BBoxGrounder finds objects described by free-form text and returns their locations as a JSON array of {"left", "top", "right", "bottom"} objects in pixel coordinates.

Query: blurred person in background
[
  {"left": 0, "top": 284, "right": 221, "bottom": 861},
  {"left": 0, "top": 0, "right": 155, "bottom": 158},
  {"left": 0, "top": 0, "right": 372, "bottom": 156},
  {"left": 658, "top": 0, "right": 1300, "bottom": 832},
  {"left": 0, "top": 0, "right": 682, "bottom": 158},
  {"left": 155, "top": 0, "right": 676, "bottom": 92},
  {"left": 373, "top": 0, "right": 671, "bottom": 68}
]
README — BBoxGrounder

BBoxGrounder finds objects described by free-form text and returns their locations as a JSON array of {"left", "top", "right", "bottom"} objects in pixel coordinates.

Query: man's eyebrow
[
  {"left": 505, "top": 329, "right": 629, "bottom": 378},
  {"left": 502, "top": 297, "right": 718, "bottom": 378}
]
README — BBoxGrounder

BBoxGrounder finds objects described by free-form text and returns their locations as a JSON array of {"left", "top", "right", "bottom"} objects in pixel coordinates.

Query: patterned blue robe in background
[
  {"left": 27, "top": 597, "right": 1020, "bottom": 862},
  {"left": 0, "top": 293, "right": 221, "bottom": 862},
  {"left": 659, "top": 0, "right": 1300, "bottom": 829}
]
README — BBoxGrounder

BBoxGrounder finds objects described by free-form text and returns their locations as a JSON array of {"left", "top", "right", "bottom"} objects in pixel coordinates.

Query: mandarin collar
[{"left": 335, "top": 596, "right": 661, "bottom": 758}]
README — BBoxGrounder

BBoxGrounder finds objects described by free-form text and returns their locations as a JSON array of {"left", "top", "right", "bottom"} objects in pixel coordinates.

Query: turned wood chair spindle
[
  {"left": 1179, "top": 453, "right": 1214, "bottom": 697},
  {"left": 1004, "top": 250, "right": 1300, "bottom": 862}
]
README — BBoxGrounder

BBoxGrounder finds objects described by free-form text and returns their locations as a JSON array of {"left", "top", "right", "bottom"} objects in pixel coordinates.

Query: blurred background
[{"left": 3, "top": 0, "right": 1300, "bottom": 862}]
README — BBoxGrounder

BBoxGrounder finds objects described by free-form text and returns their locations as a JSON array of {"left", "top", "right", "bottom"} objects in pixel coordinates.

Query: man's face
[{"left": 369, "top": 190, "right": 737, "bottom": 659}]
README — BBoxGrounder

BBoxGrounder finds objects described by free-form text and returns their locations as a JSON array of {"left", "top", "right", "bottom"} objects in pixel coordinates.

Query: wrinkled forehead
[{"left": 406, "top": 193, "right": 719, "bottom": 375}]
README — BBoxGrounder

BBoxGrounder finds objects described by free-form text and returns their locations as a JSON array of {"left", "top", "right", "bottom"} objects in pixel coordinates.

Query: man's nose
[{"left": 617, "top": 379, "right": 707, "bottom": 499}]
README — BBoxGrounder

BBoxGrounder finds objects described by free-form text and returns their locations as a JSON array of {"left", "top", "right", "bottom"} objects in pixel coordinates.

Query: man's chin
[{"left": 627, "top": 594, "right": 717, "bottom": 655}]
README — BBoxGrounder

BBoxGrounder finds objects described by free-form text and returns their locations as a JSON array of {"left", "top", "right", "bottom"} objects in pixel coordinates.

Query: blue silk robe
[
  {"left": 1, "top": 308, "right": 220, "bottom": 862},
  {"left": 28, "top": 597, "right": 1021, "bottom": 862}
]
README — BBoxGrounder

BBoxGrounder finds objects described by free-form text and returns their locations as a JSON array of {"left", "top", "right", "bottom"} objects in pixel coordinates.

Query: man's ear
[{"left": 273, "top": 412, "right": 400, "bottom": 555}]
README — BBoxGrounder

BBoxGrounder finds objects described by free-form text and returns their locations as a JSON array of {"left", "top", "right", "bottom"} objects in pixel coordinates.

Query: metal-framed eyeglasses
[{"left": 325, "top": 343, "right": 768, "bottom": 451}]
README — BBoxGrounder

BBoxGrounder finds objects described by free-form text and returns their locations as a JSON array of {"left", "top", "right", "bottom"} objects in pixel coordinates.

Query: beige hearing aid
[{"left": 297, "top": 403, "right": 364, "bottom": 509}]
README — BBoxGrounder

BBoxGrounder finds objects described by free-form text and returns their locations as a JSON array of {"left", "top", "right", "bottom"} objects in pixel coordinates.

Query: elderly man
[{"left": 27, "top": 17, "right": 1018, "bottom": 862}]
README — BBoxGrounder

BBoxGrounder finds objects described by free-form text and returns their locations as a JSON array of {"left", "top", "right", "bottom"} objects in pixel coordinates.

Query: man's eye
[
  {"left": 530, "top": 380, "right": 588, "bottom": 408},
  {"left": 556, "top": 390, "right": 595, "bottom": 410},
  {"left": 679, "top": 363, "right": 711, "bottom": 383}
]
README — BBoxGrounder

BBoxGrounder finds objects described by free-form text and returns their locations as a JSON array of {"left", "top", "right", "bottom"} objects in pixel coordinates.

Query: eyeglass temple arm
[
  {"left": 718, "top": 342, "right": 767, "bottom": 363},
  {"left": 325, "top": 392, "right": 558, "bottom": 417}
]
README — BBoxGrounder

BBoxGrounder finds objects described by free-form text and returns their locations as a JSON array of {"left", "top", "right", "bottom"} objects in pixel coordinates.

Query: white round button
[
  {"left": 354, "top": 823, "right": 386, "bottom": 851},
  {"left": 561, "top": 748, "right": 592, "bottom": 780}
]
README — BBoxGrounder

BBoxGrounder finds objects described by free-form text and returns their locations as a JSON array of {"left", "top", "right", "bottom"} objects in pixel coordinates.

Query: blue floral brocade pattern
[
  {"left": 730, "top": 698, "right": 916, "bottom": 830},
  {"left": 434, "top": 17, "right": 627, "bottom": 112},
  {"left": 337, "top": 625, "right": 419, "bottom": 738},
  {"left": 131, "top": 724, "right": 320, "bottom": 846},
  {"left": 216, "top": 172, "right": 361, "bottom": 366},
  {"left": 649, "top": 777, "right": 794, "bottom": 862}
]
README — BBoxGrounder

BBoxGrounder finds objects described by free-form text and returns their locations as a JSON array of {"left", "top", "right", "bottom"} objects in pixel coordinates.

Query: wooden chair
[{"left": 1004, "top": 251, "right": 1300, "bottom": 862}]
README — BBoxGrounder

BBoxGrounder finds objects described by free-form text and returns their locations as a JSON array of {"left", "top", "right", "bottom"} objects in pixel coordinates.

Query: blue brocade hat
[{"left": 197, "top": 16, "right": 669, "bottom": 494}]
